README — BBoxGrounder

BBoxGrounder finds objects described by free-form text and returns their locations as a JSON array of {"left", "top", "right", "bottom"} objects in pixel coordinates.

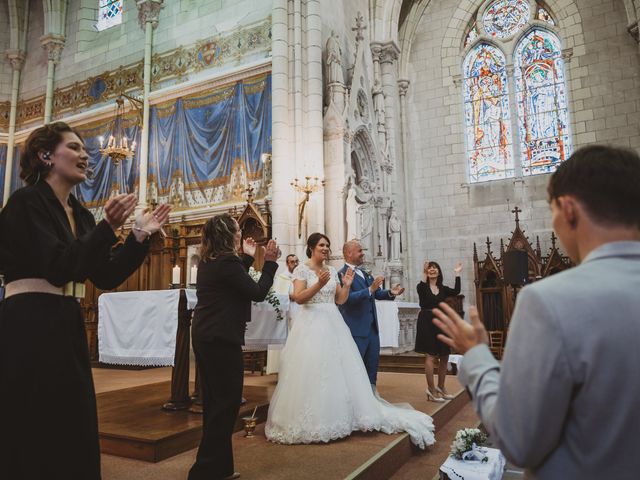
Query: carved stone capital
[
  {"left": 39, "top": 34, "right": 66, "bottom": 64},
  {"left": 136, "top": 0, "right": 165, "bottom": 29},
  {"left": 397, "top": 79, "right": 410, "bottom": 97},
  {"left": 371, "top": 41, "right": 400, "bottom": 65},
  {"left": 5, "top": 49, "right": 25, "bottom": 71},
  {"left": 561, "top": 47, "right": 574, "bottom": 63}
]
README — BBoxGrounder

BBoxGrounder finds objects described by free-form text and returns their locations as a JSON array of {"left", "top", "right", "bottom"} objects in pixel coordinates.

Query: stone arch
[
  {"left": 350, "top": 127, "right": 380, "bottom": 191},
  {"left": 371, "top": 0, "right": 403, "bottom": 44}
]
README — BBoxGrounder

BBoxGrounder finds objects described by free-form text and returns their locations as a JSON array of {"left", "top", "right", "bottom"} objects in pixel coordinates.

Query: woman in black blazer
[
  {"left": 414, "top": 260, "right": 461, "bottom": 402},
  {"left": 188, "top": 213, "right": 279, "bottom": 480}
]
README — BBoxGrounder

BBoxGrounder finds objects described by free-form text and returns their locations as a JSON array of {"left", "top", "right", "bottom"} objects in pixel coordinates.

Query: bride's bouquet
[
  {"left": 248, "top": 267, "right": 284, "bottom": 321},
  {"left": 450, "top": 428, "right": 488, "bottom": 462}
]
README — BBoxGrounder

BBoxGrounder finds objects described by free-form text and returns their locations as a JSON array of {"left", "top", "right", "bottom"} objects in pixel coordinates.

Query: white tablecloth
[
  {"left": 376, "top": 301, "right": 400, "bottom": 347},
  {"left": 98, "top": 290, "right": 290, "bottom": 367},
  {"left": 98, "top": 289, "right": 180, "bottom": 366},
  {"left": 440, "top": 447, "right": 505, "bottom": 480}
]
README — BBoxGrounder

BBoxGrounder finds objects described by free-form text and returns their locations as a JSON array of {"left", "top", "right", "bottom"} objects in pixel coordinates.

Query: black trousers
[
  {"left": 188, "top": 338, "right": 244, "bottom": 480},
  {"left": 0, "top": 294, "right": 101, "bottom": 480}
]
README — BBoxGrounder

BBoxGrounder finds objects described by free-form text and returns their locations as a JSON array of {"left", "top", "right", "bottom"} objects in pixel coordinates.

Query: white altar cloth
[
  {"left": 439, "top": 447, "right": 505, "bottom": 480},
  {"left": 98, "top": 289, "right": 180, "bottom": 366},
  {"left": 376, "top": 301, "right": 400, "bottom": 347},
  {"left": 98, "top": 290, "right": 289, "bottom": 367}
]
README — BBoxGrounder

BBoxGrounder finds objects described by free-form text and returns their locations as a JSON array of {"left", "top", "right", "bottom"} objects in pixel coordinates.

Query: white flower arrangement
[
  {"left": 248, "top": 267, "right": 284, "bottom": 321},
  {"left": 450, "top": 428, "right": 488, "bottom": 462}
]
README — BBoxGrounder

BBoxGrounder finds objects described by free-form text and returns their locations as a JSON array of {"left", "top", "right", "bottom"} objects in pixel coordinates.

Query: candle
[
  {"left": 172, "top": 265, "right": 181, "bottom": 285},
  {"left": 190, "top": 265, "right": 198, "bottom": 285},
  {"left": 131, "top": 140, "right": 137, "bottom": 152}
]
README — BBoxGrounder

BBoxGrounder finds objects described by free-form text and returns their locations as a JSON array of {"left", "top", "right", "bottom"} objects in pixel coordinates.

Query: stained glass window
[
  {"left": 537, "top": 7, "right": 555, "bottom": 25},
  {"left": 464, "top": 22, "right": 479, "bottom": 48},
  {"left": 463, "top": 44, "right": 514, "bottom": 182},
  {"left": 97, "top": 0, "right": 123, "bottom": 31},
  {"left": 515, "top": 29, "right": 571, "bottom": 175},
  {"left": 483, "top": 0, "right": 530, "bottom": 39}
]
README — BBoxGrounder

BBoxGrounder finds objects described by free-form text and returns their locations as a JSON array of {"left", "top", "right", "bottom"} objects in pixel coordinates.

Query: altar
[
  {"left": 98, "top": 288, "right": 290, "bottom": 410},
  {"left": 98, "top": 289, "right": 289, "bottom": 367}
]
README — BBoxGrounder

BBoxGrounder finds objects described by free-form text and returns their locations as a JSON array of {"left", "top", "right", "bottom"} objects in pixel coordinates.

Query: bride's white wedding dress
[{"left": 264, "top": 263, "right": 435, "bottom": 448}]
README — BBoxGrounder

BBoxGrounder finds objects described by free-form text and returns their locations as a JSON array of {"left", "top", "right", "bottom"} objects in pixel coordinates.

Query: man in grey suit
[{"left": 433, "top": 145, "right": 640, "bottom": 479}]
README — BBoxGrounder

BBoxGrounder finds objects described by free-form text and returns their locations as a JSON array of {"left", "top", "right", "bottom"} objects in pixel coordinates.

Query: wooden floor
[{"left": 97, "top": 381, "right": 274, "bottom": 462}]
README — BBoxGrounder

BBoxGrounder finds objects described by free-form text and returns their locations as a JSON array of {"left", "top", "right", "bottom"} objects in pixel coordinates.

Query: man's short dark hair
[
  {"left": 286, "top": 254, "right": 297, "bottom": 262},
  {"left": 548, "top": 145, "right": 640, "bottom": 228}
]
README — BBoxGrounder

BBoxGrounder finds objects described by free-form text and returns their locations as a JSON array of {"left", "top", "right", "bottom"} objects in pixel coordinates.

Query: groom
[{"left": 339, "top": 240, "right": 405, "bottom": 389}]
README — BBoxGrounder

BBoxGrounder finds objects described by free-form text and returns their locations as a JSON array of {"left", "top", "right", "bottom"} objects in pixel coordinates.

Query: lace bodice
[{"left": 293, "top": 263, "right": 338, "bottom": 304}]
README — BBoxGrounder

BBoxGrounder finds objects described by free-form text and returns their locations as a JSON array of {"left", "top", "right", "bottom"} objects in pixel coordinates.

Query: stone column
[
  {"left": 377, "top": 42, "right": 400, "bottom": 171},
  {"left": 271, "top": 0, "right": 295, "bottom": 253},
  {"left": 3, "top": 50, "right": 25, "bottom": 204},
  {"left": 397, "top": 78, "right": 412, "bottom": 296},
  {"left": 136, "top": 0, "right": 164, "bottom": 208},
  {"left": 306, "top": 0, "right": 325, "bottom": 235},
  {"left": 40, "top": 34, "right": 65, "bottom": 124}
]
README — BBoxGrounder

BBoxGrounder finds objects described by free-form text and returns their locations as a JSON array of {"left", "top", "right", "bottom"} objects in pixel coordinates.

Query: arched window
[
  {"left": 97, "top": 0, "right": 123, "bottom": 31},
  {"left": 515, "top": 29, "right": 570, "bottom": 175},
  {"left": 461, "top": 0, "right": 571, "bottom": 183},
  {"left": 463, "top": 44, "right": 514, "bottom": 182}
]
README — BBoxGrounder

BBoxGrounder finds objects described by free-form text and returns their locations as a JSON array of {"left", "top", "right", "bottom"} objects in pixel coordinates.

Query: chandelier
[{"left": 99, "top": 97, "right": 137, "bottom": 165}]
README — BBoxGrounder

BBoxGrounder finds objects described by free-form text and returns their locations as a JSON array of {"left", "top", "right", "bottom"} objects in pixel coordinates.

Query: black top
[
  {"left": 0, "top": 180, "right": 149, "bottom": 290},
  {"left": 192, "top": 253, "right": 278, "bottom": 346},
  {"left": 417, "top": 277, "right": 461, "bottom": 310}
]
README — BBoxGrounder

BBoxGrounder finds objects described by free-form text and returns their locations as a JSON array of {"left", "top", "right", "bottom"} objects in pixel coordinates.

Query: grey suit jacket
[{"left": 459, "top": 241, "right": 640, "bottom": 480}]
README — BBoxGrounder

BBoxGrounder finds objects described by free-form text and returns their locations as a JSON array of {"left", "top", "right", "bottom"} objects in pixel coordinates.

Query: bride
[{"left": 265, "top": 233, "right": 435, "bottom": 448}]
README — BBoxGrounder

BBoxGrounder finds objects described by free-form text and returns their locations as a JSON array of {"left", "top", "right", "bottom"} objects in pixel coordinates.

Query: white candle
[
  {"left": 172, "top": 265, "right": 181, "bottom": 285},
  {"left": 190, "top": 265, "right": 198, "bottom": 284}
]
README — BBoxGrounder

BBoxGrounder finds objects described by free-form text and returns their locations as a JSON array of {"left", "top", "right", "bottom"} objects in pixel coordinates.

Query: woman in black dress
[
  {"left": 0, "top": 122, "right": 171, "bottom": 479},
  {"left": 189, "top": 214, "right": 279, "bottom": 480},
  {"left": 414, "top": 260, "right": 462, "bottom": 402}
]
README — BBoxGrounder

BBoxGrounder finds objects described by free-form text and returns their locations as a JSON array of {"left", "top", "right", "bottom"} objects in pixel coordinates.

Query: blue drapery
[
  {"left": 149, "top": 74, "right": 271, "bottom": 207},
  {"left": 0, "top": 74, "right": 271, "bottom": 211},
  {"left": 0, "top": 145, "right": 23, "bottom": 205}
]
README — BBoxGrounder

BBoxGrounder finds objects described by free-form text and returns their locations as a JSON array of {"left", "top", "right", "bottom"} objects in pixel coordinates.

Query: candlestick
[{"left": 190, "top": 265, "right": 198, "bottom": 285}]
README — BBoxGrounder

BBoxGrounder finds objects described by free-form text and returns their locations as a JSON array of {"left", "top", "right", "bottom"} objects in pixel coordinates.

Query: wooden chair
[{"left": 488, "top": 330, "right": 504, "bottom": 359}]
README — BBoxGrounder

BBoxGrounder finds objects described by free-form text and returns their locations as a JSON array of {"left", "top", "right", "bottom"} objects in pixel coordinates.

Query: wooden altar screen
[{"left": 473, "top": 207, "right": 573, "bottom": 356}]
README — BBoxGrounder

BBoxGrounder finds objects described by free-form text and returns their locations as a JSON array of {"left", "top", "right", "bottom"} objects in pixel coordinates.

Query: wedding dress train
[{"left": 264, "top": 264, "right": 435, "bottom": 449}]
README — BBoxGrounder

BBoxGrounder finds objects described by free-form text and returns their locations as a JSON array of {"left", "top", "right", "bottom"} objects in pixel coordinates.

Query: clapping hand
[
  {"left": 243, "top": 237, "right": 257, "bottom": 257},
  {"left": 432, "top": 304, "right": 488, "bottom": 354},
  {"left": 390, "top": 284, "right": 405, "bottom": 296},
  {"left": 340, "top": 267, "right": 356, "bottom": 288},
  {"left": 104, "top": 194, "right": 138, "bottom": 231},
  {"left": 454, "top": 261, "right": 463, "bottom": 275},
  {"left": 369, "top": 275, "right": 384, "bottom": 294},
  {"left": 317, "top": 268, "right": 331, "bottom": 287},
  {"left": 264, "top": 239, "right": 279, "bottom": 262}
]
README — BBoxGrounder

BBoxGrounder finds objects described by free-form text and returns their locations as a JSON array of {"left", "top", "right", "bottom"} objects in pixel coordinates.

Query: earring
[{"left": 42, "top": 152, "right": 52, "bottom": 167}]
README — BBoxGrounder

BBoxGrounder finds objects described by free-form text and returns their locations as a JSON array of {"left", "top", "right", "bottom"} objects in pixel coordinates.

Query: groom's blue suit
[{"left": 338, "top": 265, "right": 395, "bottom": 385}]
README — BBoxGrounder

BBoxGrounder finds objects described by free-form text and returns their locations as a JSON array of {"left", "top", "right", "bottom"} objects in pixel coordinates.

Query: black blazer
[
  {"left": 417, "top": 277, "right": 461, "bottom": 310},
  {"left": 192, "top": 253, "right": 278, "bottom": 346},
  {"left": 0, "top": 180, "right": 149, "bottom": 289}
]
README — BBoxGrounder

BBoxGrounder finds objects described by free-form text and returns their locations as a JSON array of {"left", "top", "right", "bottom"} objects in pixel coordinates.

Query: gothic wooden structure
[{"left": 473, "top": 207, "right": 573, "bottom": 355}]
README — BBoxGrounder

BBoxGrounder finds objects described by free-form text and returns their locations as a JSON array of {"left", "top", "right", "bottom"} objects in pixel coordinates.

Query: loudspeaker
[{"left": 503, "top": 250, "right": 528, "bottom": 285}]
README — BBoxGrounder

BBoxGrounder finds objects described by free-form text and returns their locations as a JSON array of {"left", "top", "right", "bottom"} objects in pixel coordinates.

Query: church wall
[
  {"left": 404, "top": 0, "right": 640, "bottom": 305},
  {"left": 19, "top": 0, "right": 272, "bottom": 101}
]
